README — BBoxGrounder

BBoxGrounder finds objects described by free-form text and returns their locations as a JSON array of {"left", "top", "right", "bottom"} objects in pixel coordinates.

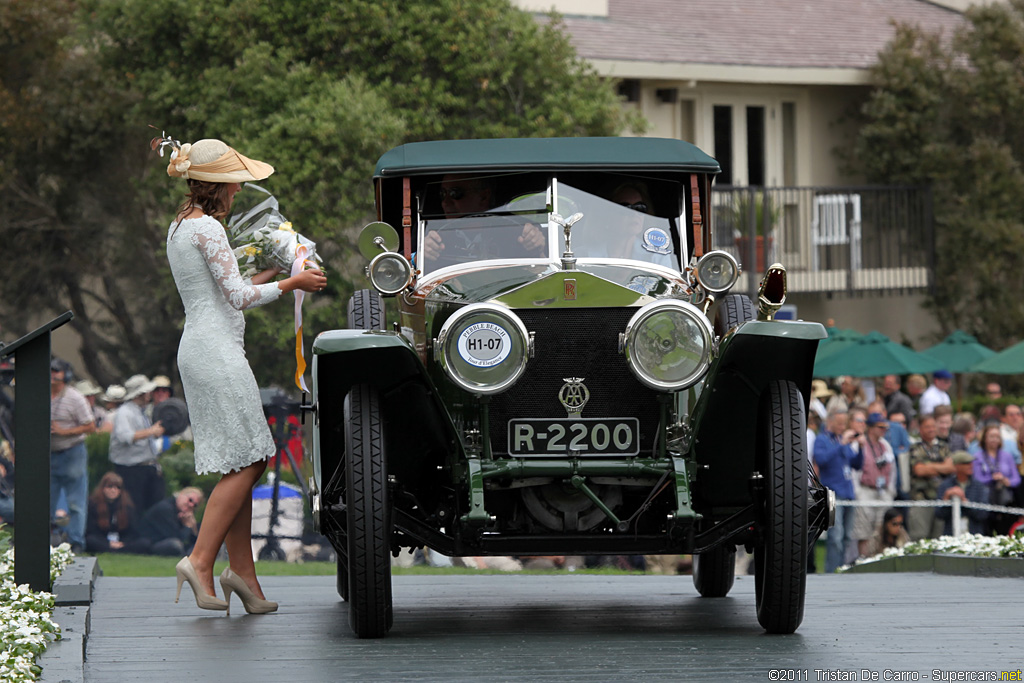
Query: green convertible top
[{"left": 374, "top": 137, "right": 721, "bottom": 178}]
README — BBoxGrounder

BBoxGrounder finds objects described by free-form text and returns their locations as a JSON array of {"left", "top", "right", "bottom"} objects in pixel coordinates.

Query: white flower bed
[
  {"left": 0, "top": 531, "right": 74, "bottom": 683},
  {"left": 842, "top": 533, "right": 1024, "bottom": 571}
]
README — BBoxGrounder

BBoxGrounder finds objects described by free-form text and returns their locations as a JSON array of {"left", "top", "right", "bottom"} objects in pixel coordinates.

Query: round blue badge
[{"left": 642, "top": 228, "right": 671, "bottom": 255}]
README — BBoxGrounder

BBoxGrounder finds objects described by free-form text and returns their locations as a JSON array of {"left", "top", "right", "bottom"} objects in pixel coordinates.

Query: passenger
[{"left": 605, "top": 182, "right": 674, "bottom": 266}]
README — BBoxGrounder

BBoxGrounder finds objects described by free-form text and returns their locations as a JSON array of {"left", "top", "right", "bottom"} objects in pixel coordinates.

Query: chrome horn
[{"left": 756, "top": 263, "right": 787, "bottom": 321}]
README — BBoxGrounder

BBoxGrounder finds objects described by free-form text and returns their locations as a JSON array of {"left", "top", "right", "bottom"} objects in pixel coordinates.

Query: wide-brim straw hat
[
  {"left": 811, "top": 379, "right": 833, "bottom": 399},
  {"left": 167, "top": 138, "right": 274, "bottom": 184}
]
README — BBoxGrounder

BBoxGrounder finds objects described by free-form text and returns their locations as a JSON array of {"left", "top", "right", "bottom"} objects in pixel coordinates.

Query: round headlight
[
  {"left": 436, "top": 303, "right": 530, "bottom": 396},
  {"left": 368, "top": 252, "right": 412, "bottom": 295},
  {"left": 695, "top": 251, "right": 740, "bottom": 294},
  {"left": 622, "top": 300, "right": 713, "bottom": 391}
]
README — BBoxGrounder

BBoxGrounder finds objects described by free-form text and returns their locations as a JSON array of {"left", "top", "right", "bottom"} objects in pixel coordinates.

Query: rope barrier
[
  {"left": 833, "top": 497, "right": 1024, "bottom": 537},
  {"left": 834, "top": 498, "right": 1024, "bottom": 515}
]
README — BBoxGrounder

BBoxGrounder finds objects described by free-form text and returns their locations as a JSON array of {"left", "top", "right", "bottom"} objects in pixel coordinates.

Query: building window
[
  {"left": 746, "top": 106, "right": 765, "bottom": 187},
  {"left": 713, "top": 105, "right": 733, "bottom": 185}
]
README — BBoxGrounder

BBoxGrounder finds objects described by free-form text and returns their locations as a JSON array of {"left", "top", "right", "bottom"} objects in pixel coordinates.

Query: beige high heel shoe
[
  {"left": 219, "top": 567, "right": 278, "bottom": 615},
  {"left": 175, "top": 557, "right": 228, "bottom": 611}
]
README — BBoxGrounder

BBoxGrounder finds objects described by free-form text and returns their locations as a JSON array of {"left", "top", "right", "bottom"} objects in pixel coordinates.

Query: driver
[{"left": 422, "top": 174, "right": 545, "bottom": 262}]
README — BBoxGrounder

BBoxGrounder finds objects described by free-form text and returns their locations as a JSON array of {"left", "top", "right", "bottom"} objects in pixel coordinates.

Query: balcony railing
[{"left": 709, "top": 186, "right": 934, "bottom": 298}]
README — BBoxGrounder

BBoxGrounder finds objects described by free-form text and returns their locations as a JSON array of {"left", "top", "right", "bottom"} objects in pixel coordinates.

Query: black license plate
[{"left": 507, "top": 418, "right": 640, "bottom": 456}]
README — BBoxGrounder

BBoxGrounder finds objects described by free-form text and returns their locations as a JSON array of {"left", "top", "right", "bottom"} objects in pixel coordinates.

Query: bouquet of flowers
[{"left": 227, "top": 184, "right": 323, "bottom": 279}]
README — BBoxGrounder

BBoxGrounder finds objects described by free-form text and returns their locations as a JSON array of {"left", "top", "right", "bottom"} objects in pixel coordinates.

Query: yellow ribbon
[{"left": 291, "top": 244, "right": 317, "bottom": 393}]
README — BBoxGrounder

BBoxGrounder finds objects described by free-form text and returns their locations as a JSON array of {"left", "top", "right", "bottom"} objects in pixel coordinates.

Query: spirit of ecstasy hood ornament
[{"left": 550, "top": 211, "right": 584, "bottom": 271}]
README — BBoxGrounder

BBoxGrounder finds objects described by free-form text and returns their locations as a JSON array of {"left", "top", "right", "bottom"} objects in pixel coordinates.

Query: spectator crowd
[
  {"left": 0, "top": 358, "right": 203, "bottom": 558},
  {"left": 810, "top": 372, "right": 1024, "bottom": 573}
]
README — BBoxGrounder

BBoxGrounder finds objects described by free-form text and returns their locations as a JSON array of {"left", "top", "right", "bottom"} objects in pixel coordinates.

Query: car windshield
[{"left": 418, "top": 176, "right": 682, "bottom": 275}]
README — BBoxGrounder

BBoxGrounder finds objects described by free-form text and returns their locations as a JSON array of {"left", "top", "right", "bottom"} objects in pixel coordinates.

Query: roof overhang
[{"left": 589, "top": 59, "right": 874, "bottom": 86}]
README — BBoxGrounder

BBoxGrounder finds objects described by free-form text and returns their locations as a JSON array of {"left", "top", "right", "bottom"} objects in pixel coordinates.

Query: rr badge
[
  {"left": 558, "top": 377, "right": 590, "bottom": 418},
  {"left": 564, "top": 278, "right": 577, "bottom": 301}
]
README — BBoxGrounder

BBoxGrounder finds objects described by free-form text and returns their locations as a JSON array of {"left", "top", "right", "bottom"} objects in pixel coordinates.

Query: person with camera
[
  {"left": 852, "top": 413, "right": 897, "bottom": 559},
  {"left": 814, "top": 409, "right": 863, "bottom": 572}
]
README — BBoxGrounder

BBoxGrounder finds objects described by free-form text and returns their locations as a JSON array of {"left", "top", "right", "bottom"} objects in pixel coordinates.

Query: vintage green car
[{"left": 310, "top": 137, "right": 834, "bottom": 638}]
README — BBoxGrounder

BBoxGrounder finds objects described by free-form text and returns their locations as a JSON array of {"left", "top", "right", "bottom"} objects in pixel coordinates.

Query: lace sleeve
[{"left": 190, "top": 218, "right": 282, "bottom": 310}]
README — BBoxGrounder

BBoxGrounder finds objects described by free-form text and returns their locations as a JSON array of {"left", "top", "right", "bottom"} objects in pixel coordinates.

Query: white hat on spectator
[
  {"left": 124, "top": 374, "right": 158, "bottom": 400},
  {"left": 75, "top": 379, "right": 102, "bottom": 397},
  {"left": 102, "top": 385, "right": 127, "bottom": 403}
]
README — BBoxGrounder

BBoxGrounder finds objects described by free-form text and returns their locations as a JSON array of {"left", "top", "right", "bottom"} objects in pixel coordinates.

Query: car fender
[
  {"left": 689, "top": 320, "right": 827, "bottom": 508},
  {"left": 311, "top": 329, "right": 461, "bottom": 496}
]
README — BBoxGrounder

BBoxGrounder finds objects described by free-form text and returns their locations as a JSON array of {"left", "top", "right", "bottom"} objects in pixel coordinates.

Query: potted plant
[{"left": 732, "top": 189, "right": 779, "bottom": 272}]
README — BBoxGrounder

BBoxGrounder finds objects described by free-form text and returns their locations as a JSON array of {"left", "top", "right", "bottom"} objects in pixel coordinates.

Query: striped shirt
[{"left": 51, "top": 386, "right": 92, "bottom": 452}]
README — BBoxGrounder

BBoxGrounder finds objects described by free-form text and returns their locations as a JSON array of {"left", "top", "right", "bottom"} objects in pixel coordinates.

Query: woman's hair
[
  {"left": 175, "top": 179, "right": 234, "bottom": 223},
  {"left": 879, "top": 508, "right": 905, "bottom": 546},
  {"left": 88, "top": 471, "right": 136, "bottom": 531},
  {"left": 979, "top": 423, "right": 1002, "bottom": 452}
]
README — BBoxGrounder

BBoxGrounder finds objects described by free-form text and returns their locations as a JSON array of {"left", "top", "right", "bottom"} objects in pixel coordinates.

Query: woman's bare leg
[
  {"left": 187, "top": 460, "right": 266, "bottom": 597},
  {"left": 224, "top": 478, "right": 268, "bottom": 599}
]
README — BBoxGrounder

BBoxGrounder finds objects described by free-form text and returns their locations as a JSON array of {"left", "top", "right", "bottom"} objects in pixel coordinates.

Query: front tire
[
  {"left": 715, "top": 293, "right": 755, "bottom": 336},
  {"left": 345, "top": 384, "right": 393, "bottom": 638},
  {"left": 348, "top": 289, "right": 385, "bottom": 331},
  {"left": 753, "top": 380, "right": 808, "bottom": 634},
  {"left": 693, "top": 544, "right": 737, "bottom": 597}
]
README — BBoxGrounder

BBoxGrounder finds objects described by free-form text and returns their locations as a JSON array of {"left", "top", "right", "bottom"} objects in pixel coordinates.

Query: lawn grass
[
  {"left": 90, "top": 553, "right": 337, "bottom": 577},
  {"left": 88, "top": 553, "right": 641, "bottom": 577},
  {"left": 89, "top": 540, "right": 828, "bottom": 577}
]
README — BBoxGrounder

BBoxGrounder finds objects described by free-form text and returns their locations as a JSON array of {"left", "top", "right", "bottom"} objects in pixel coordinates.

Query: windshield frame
[{"left": 415, "top": 174, "right": 689, "bottom": 279}]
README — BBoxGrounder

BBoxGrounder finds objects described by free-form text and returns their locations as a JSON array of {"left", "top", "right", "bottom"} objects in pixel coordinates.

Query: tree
[
  {"left": 848, "top": 1, "right": 1024, "bottom": 350},
  {"left": 1, "top": 0, "right": 642, "bottom": 389},
  {"left": 0, "top": 0, "right": 173, "bottom": 385}
]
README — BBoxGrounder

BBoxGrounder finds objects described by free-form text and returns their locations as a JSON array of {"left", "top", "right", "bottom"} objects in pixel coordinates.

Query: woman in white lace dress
[{"left": 164, "top": 139, "right": 326, "bottom": 613}]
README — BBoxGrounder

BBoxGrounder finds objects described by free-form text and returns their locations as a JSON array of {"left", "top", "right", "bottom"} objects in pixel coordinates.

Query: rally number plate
[{"left": 507, "top": 418, "right": 640, "bottom": 456}]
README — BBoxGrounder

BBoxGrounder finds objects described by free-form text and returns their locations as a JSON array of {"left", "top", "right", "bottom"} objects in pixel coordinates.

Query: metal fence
[{"left": 710, "top": 185, "right": 934, "bottom": 298}]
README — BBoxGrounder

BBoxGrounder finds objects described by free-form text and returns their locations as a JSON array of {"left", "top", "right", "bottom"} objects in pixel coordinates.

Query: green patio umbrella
[
  {"left": 814, "top": 331, "right": 945, "bottom": 378},
  {"left": 921, "top": 330, "right": 995, "bottom": 373},
  {"left": 813, "top": 328, "right": 864, "bottom": 375},
  {"left": 971, "top": 339, "right": 1024, "bottom": 374}
]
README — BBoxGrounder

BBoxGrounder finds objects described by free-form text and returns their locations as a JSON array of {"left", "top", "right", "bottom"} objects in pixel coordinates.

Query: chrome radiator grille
[{"left": 488, "top": 307, "right": 660, "bottom": 457}]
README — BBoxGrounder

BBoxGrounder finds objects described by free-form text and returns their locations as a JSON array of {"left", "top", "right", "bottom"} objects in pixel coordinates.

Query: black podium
[{"left": 0, "top": 311, "right": 73, "bottom": 590}]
